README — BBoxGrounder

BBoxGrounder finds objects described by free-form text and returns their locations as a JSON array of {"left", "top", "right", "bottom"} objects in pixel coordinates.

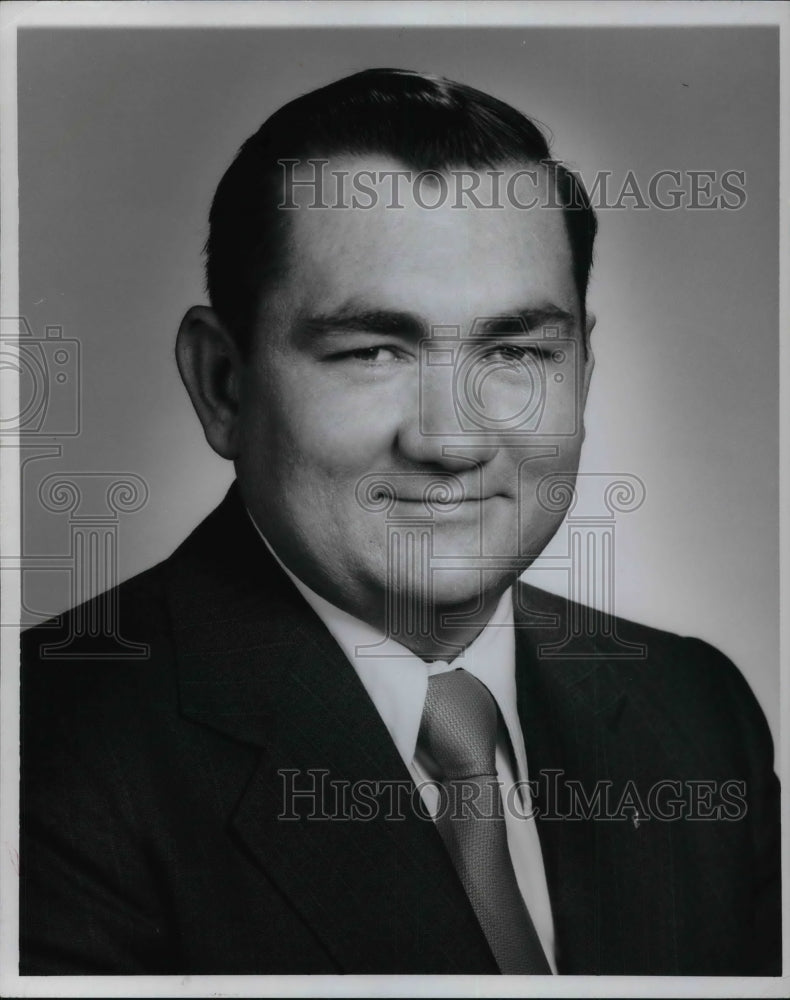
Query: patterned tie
[{"left": 418, "top": 668, "right": 551, "bottom": 974}]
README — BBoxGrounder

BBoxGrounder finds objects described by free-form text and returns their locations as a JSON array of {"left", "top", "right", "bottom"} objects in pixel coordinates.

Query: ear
[
  {"left": 578, "top": 311, "right": 596, "bottom": 441},
  {"left": 176, "top": 306, "right": 242, "bottom": 460},
  {"left": 581, "top": 311, "right": 596, "bottom": 404}
]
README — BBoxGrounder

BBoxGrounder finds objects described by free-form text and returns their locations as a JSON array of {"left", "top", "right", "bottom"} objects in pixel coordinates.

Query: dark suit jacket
[{"left": 20, "top": 485, "right": 781, "bottom": 975}]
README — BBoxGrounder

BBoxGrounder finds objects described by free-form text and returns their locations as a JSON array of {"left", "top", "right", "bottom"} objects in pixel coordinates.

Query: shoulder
[
  {"left": 23, "top": 558, "right": 168, "bottom": 649},
  {"left": 19, "top": 484, "right": 286, "bottom": 756},
  {"left": 514, "top": 580, "right": 776, "bottom": 769},
  {"left": 20, "top": 561, "right": 177, "bottom": 758},
  {"left": 21, "top": 486, "right": 238, "bottom": 694},
  {"left": 22, "top": 558, "right": 171, "bottom": 672}
]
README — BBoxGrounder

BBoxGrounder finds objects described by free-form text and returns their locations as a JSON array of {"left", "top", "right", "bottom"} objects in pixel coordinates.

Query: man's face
[{"left": 234, "top": 157, "right": 593, "bottom": 625}]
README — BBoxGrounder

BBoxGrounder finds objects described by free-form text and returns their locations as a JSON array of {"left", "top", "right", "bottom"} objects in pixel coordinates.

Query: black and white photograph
[{"left": 0, "top": 2, "right": 786, "bottom": 996}]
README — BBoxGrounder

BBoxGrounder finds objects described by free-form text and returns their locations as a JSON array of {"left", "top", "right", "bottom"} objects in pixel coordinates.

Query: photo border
[{"left": 1, "top": 2, "right": 787, "bottom": 997}]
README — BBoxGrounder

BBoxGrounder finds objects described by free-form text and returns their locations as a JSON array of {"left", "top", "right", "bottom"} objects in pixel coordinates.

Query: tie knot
[{"left": 418, "top": 669, "right": 498, "bottom": 780}]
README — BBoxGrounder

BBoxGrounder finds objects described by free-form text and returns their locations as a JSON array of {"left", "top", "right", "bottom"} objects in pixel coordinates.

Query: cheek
[
  {"left": 539, "top": 375, "right": 586, "bottom": 435},
  {"left": 502, "top": 437, "right": 585, "bottom": 535},
  {"left": 240, "top": 366, "right": 401, "bottom": 475}
]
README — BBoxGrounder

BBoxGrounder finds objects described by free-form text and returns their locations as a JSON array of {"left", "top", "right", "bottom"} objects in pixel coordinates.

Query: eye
[
  {"left": 494, "top": 344, "right": 531, "bottom": 362},
  {"left": 482, "top": 343, "right": 540, "bottom": 364},
  {"left": 341, "top": 346, "right": 401, "bottom": 363}
]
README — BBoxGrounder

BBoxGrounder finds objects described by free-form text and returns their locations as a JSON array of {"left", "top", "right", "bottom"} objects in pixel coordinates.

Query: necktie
[{"left": 418, "top": 668, "right": 551, "bottom": 975}]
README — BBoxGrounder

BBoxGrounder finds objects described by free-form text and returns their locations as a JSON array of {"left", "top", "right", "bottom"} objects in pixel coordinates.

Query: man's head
[{"left": 177, "top": 69, "right": 598, "bottom": 652}]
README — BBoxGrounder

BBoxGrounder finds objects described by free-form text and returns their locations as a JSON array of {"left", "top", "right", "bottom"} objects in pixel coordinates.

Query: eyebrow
[
  {"left": 299, "top": 308, "right": 428, "bottom": 339},
  {"left": 473, "top": 307, "right": 576, "bottom": 335},
  {"left": 297, "top": 303, "right": 575, "bottom": 340}
]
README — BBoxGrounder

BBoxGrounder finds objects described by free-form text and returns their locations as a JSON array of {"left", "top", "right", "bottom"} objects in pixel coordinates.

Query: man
[{"left": 20, "top": 69, "right": 781, "bottom": 976}]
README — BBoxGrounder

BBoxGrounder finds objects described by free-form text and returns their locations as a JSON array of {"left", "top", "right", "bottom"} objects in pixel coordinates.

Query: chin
[
  {"left": 357, "top": 525, "right": 522, "bottom": 609},
  {"left": 415, "top": 568, "right": 508, "bottom": 611}
]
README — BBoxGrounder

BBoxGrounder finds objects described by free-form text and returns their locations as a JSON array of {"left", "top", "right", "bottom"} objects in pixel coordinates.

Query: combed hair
[{"left": 205, "top": 68, "right": 597, "bottom": 349}]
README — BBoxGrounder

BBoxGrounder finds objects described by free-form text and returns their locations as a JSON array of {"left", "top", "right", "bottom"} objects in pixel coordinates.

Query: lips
[
  {"left": 395, "top": 496, "right": 489, "bottom": 503},
  {"left": 357, "top": 472, "right": 511, "bottom": 518}
]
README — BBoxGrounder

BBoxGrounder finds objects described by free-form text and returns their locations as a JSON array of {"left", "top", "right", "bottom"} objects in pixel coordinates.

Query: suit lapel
[
  {"left": 515, "top": 583, "right": 684, "bottom": 975},
  {"left": 166, "top": 487, "right": 497, "bottom": 973},
  {"left": 514, "top": 586, "right": 603, "bottom": 973}
]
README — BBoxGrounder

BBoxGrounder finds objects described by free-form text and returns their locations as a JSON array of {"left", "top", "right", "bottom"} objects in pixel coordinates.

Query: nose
[{"left": 395, "top": 365, "right": 500, "bottom": 470}]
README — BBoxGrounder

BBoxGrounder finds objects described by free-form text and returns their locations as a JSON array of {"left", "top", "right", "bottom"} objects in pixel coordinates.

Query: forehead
[{"left": 276, "top": 155, "right": 577, "bottom": 323}]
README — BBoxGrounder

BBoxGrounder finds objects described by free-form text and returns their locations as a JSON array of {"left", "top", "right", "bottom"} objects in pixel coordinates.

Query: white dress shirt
[{"left": 250, "top": 516, "right": 557, "bottom": 972}]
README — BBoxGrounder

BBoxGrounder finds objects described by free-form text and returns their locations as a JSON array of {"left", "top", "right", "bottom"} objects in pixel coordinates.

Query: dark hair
[{"left": 205, "top": 68, "right": 597, "bottom": 350}]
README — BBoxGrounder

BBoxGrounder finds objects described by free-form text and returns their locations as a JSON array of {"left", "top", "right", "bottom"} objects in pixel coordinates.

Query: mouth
[
  {"left": 395, "top": 496, "right": 495, "bottom": 504},
  {"left": 385, "top": 495, "right": 509, "bottom": 515},
  {"left": 358, "top": 472, "right": 511, "bottom": 515}
]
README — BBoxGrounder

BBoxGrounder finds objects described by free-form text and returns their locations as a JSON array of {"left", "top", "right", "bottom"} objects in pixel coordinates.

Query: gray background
[{"left": 17, "top": 26, "right": 780, "bottom": 736}]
